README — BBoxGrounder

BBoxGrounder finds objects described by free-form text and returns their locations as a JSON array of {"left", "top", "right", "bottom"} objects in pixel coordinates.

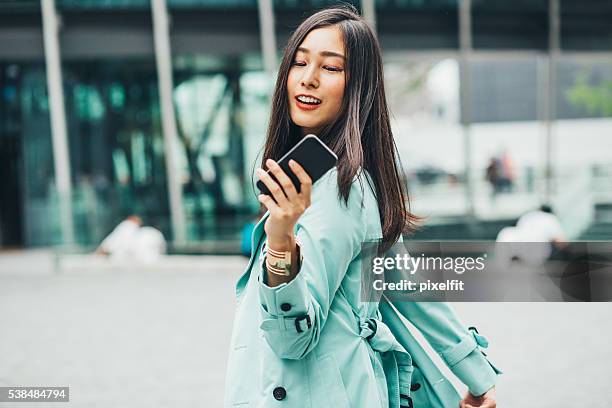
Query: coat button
[
  {"left": 273, "top": 386, "right": 286, "bottom": 400},
  {"left": 410, "top": 382, "right": 421, "bottom": 392},
  {"left": 280, "top": 303, "right": 291, "bottom": 312}
]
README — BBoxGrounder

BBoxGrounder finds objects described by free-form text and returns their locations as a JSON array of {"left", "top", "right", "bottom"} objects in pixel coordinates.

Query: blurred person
[
  {"left": 225, "top": 6, "right": 500, "bottom": 408},
  {"left": 96, "top": 215, "right": 166, "bottom": 263},
  {"left": 495, "top": 226, "right": 530, "bottom": 266},
  {"left": 485, "top": 156, "right": 501, "bottom": 197},
  {"left": 496, "top": 226, "right": 520, "bottom": 243},
  {"left": 496, "top": 205, "right": 568, "bottom": 266},
  {"left": 486, "top": 151, "right": 515, "bottom": 198},
  {"left": 96, "top": 215, "right": 142, "bottom": 259},
  {"left": 498, "top": 150, "right": 515, "bottom": 193},
  {"left": 132, "top": 225, "right": 166, "bottom": 263},
  {"left": 516, "top": 204, "right": 568, "bottom": 261},
  {"left": 516, "top": 205, "right": 565, "bottom": 243}
]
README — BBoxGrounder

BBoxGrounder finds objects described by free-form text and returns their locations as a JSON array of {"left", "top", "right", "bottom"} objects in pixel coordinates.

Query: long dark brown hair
[{"left": 260, "top": 5, "right": 419, "bottom": 253}]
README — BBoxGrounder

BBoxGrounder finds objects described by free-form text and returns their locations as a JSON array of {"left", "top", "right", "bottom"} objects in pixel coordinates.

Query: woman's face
[{"left": 287, "top": 25, "right": 346, "bottom": 136}]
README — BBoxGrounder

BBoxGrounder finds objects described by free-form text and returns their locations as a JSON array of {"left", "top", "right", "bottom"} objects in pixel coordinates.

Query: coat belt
[{"left": 359, "top": 317, "right": 414, "bottom": 408}]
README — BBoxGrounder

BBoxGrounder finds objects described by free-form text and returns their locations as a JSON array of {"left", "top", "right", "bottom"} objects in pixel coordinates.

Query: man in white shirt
[
  {"left": 516, "top": 205, "right": 566, "bottom": 245},
  {"left": 132, "top": 226, "right": 167, "bottom": 263},
  {"left": 96, "top": 215, "right": 166, "bottom": 263},
  {"left": 496, "top": 205, "right": 567, "bottom": 265},
  {"left": 96, "top": 215, "right": 142, "bottom": 260}
]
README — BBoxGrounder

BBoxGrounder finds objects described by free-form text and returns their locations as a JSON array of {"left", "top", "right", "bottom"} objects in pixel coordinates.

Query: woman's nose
[{"left": 300, "top": 67, "right": 319, "bottom": 88}]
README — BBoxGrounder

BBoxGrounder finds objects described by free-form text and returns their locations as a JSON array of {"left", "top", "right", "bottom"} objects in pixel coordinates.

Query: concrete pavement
[{"left": 1, "top": 251, "right": 611, "bottom": 407}]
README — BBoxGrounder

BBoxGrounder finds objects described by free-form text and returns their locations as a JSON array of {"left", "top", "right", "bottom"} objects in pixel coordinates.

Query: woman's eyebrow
[{"left": 297, "top": 47, "right": 345, "bottom": 60}]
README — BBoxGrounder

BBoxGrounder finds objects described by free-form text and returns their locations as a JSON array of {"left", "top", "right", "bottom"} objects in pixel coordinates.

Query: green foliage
[{"left": 566, "top": 72, "right": 612, "bottom": 117}]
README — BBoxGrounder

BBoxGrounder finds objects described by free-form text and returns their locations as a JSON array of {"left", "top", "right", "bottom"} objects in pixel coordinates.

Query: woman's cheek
[
  {"left": 333, "top": 80, "right": 345, "bottom": 108},
  {"left": 330, "top": 86, "right": 344, "bottom": 118}
]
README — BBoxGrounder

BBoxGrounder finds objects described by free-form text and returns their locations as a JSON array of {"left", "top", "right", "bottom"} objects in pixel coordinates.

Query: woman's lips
[{"left": 295, "top": 98, "right": 321, "bottom": 111}]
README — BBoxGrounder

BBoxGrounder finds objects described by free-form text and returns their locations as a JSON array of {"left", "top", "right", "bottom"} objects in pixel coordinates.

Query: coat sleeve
[
  {"left": 392, "top": 300, "right": 502, "bottom": 397},
  {"left": 257, "top": 170, "right": 367, "bottom": 360}
]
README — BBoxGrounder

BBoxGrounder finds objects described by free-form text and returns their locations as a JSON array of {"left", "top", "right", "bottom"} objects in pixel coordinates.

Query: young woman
[{"left": 225, "top": 6, "right": 500, "bottom": 408}]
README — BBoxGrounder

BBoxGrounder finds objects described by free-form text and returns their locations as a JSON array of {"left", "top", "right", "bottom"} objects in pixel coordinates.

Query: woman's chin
[
  {"left": 293, "top": 117, "right": 315, "bottom": 126},
  {"left": 292, "top": 121, "right": 321, "bottom": 133}
]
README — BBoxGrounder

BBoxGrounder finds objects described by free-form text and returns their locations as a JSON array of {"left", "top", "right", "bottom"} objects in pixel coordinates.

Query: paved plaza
[{"left": 1, "top": 250, "right": 611, "bottom": 407}]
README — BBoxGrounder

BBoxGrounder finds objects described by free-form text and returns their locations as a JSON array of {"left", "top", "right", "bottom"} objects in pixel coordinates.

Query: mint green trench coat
[{"left": 224, "top": 168, "right": 501, "bottom": 408}]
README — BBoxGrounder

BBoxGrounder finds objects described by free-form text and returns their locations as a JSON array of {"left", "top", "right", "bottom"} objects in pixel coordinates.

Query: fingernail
[{"left": 267, "top": 159, "right": 275, "bottom": 166}]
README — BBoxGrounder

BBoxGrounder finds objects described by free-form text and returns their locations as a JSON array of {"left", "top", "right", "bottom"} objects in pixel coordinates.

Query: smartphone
[{"left": 256, "top": 134, "right": 338, "bottom": 196}]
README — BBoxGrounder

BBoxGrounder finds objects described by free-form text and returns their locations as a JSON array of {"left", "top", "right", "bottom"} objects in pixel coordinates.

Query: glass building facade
[{"left": 1, "top": 0, "right": 611, "bottom": 251}]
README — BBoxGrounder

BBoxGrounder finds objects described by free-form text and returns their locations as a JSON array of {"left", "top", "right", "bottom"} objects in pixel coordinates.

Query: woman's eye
[
  {"left": 324, "top": 65, "right": 343, "bottom": 72},
  {"left": 292, "top": 61, "right": 306, "bottom": 66}
]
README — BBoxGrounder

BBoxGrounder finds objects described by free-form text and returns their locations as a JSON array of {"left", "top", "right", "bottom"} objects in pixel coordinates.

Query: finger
[
  {"left": 266, "top": 159, "right": 298, "bottom": 201},
  {"left": 288, "top": 159, "right": 313, "bottom": 200},
  {"left": 481, "top": 400, "right": 496, "bottom": 408},
  {"left": 257, "top": 193, "right": 279, "bottom": 213},
  {"left": 256, "top": 168, "right": 289, "bottom": 206}
]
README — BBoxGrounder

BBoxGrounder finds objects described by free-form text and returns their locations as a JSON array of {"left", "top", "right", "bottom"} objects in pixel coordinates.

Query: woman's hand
[
  {"left": 256, "top": 159, "right": 312, "bottom": 250},
  {"left": 460, "top": 387, "right": 496, "bottom": 408}
]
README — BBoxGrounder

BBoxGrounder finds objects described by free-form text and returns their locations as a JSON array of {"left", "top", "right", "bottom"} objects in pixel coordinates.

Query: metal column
[
  {"left": 361, "top": 0, "right": 377, "bottom": 33},
  {"left": 151, "top": 0, "right": 187, "bottom": 244},
  {"left": 257, "top": 0, "right": 277, "bottom": 76},
  {"left": 545, "top": 0, "right": 560, "bottom": 203},
  {"left": 41, "top": 0, "right": 75, "bottom": 245},
  {"left": 458, "top": 0, "right": 476, "bottom": 220}
]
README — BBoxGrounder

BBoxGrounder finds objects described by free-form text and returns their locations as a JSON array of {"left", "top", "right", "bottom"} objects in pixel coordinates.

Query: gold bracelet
[
  {"left": 265, "top": 258, "right": 291, "bottom": 276},
  {"left": 264, "top": 238, "right": 303, "bottom": 277},
  {"left": 267, "top": 246, "right": 288, "bottom": 257}
]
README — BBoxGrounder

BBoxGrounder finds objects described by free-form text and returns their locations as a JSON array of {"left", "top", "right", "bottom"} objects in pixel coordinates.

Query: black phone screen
[{"left": 256, "top": 134, "right": 337, "bottom": 196}]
